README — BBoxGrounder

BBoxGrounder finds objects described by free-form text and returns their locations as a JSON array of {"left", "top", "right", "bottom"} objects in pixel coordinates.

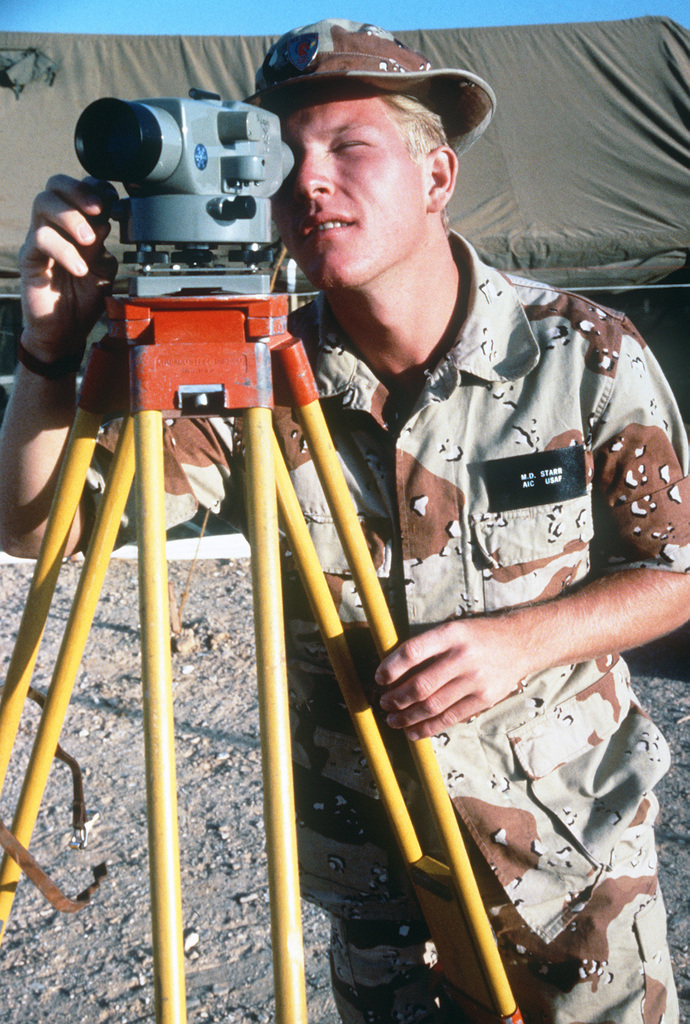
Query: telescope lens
[{"left": 75, "top": 98, "right": 164, "bottom": 182}]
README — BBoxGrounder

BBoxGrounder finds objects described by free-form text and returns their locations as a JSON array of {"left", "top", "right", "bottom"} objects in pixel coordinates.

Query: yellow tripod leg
[
  {"left": 294, "top": 398, "right": 517, "bottom": 1020},
  {"left": 0, "top": 407, "right": 102, "bottom": 797},
  {"left": 245, "top": 408, "right": 307, "bottom": 1024},
  {"left": 0, "top": 416, "right": 136, "bottom": 944},
  {"left": 272, "top": 435, "right": 423, "bottom": 869},
  {"left": 295, "top": 401, "right": 398, "bottom": 653},
  {"left": 134, "top": 410, "right": 187, "bottom": 1024}
]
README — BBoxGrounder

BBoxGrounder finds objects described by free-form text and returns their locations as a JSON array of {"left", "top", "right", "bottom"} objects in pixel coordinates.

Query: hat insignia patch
[{"left": 287, "top": 33, "right": 319, "bottom": 72}]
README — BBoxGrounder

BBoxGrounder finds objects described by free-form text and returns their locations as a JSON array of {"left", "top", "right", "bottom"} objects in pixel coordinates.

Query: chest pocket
[
  {"left": 300, "top": 515, "right": 393, "bottom": 577},
  {"left": 285, "top": 514, "right": 395, "bottom": 629},
  {"left": 470, "top": 494, "right": 593, "bottom": 612}
]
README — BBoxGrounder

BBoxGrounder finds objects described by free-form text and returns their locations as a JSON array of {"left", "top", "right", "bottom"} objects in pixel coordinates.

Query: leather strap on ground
[{"left": 0, "top": 816, "right": 107, "bottom": 913}]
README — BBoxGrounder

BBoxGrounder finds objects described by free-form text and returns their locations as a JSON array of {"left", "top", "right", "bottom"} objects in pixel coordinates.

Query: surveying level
[{"left": 0, "top": 288, "right": 523, "bottom": 1024}]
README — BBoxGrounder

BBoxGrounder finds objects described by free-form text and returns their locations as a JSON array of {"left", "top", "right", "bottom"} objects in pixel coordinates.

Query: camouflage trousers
[
  {"left": 329, "top": 891, "right": 677, "bottom": 1024},
  {"left": 327, "top": 826, "right": 678, "bottom": 1024}
]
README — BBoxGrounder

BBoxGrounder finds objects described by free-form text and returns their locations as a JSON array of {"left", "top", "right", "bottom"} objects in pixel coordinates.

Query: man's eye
[
  {"left": 336, "top": 139, "right": 366, "bottom": 150},
  {"left": 334, "top": 145, "right": 364, "bottom": 158}
]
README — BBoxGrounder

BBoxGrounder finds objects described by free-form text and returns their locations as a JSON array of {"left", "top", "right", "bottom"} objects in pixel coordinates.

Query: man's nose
[{"left": 291, "top": 151, "right": 333, "bottom": 199}]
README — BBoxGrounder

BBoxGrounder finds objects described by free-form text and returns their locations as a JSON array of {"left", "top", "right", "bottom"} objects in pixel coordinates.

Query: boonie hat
[{"left": 249, "top": 18, "right": 496, "bottom": 154}]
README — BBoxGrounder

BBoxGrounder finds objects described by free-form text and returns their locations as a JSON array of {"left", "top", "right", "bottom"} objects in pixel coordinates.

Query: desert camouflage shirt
[{"left": 90, "top": 235, "right": 690, "bottom": 941}]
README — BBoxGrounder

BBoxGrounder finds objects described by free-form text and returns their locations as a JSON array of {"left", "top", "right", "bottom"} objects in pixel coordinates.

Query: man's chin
[
  {"left": 287, "top": 240, "right": 367, "bottom": 292},
  {"left": 299, "top": 260, "right": 368, "bottom": 293}
]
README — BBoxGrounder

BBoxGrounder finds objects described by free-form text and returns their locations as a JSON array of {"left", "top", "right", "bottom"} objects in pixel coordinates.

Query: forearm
[
  {"left": 506, "top": 567, "right": 690, "bottom": 678},
  {"left": 1, "top": 176, "right": 118, "bottom": 558},
  {"left": 0, "top": 363, "right": 84, "bottom": 557},
  {"left": 377, "top": 567, "right": 690, "bottom": 738}
]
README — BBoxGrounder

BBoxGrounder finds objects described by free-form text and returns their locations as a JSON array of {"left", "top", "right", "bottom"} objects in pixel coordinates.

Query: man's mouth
[{"left": 303, "top": 219, "right": 353, "bottom": 237}]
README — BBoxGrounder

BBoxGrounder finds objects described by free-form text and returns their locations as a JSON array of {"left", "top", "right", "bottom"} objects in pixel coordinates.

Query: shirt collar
[{"left": 446, "top": 234, "right": 541, "bottom": 383}]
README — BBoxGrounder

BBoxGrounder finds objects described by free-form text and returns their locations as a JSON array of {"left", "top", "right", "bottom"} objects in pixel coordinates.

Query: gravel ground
[{"left": 0, "top": 555, "right": 687, "bottom": 1023}]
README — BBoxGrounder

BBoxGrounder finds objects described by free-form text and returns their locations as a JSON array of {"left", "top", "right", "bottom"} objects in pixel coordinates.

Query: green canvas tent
[{"left": 0, "top": 18, "right": 688, "bottom": 412}]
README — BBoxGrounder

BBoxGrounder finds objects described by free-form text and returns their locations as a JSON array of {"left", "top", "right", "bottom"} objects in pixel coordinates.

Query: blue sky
[{"left": 0, "top": 0, "right": 686, "bottom": 36}]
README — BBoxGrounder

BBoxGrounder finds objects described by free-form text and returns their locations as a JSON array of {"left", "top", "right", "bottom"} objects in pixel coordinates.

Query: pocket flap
[
  {"left": 508, "top": 672, "right": 670, "bottom": 868},
  {"left": 301, "top": 515, "right": 393, "bottom": 577},
  {"left": 508, "top": 672, "right": 623, "bottom": 780}
]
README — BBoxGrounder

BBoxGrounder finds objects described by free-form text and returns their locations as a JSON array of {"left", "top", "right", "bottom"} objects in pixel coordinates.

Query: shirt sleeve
[
  {"left": 85, "top": 415, "right": 243, "bottom": 545},
  {"left": 589, "top": 316, "right": 690, "bottom": 575}
]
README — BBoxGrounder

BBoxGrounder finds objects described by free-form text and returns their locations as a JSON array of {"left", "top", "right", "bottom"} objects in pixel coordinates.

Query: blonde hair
[{"left": 380, "top": 93, "right": 452, "bottom": 230}]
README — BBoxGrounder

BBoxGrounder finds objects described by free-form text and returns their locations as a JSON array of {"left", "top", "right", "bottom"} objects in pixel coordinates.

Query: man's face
[{"left": 271, "top": 87, "right": 435, "bottom": 295}]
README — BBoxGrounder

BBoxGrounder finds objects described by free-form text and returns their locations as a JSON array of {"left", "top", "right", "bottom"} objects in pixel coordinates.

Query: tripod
[{"left": 0, "top": 289, "right": 522, "bottom": 1024}]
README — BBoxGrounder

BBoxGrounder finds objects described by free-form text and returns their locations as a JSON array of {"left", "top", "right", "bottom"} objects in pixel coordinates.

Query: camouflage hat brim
[{"left": 247, "top": 20, "right": 496, "bottom": 154}]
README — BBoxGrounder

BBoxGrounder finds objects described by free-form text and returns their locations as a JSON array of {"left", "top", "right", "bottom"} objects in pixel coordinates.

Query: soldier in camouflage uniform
[{"left": 2, "top": 18, "right": 689, "bottom": 1024}]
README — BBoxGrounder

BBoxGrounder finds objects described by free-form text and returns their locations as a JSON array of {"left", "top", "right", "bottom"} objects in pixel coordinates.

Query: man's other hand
[
  {"left": 375, "top": 617, "right": 528, "bottom": 739},
  {"left": 18, "top": 175, "right": 118, "bottom": 363}
]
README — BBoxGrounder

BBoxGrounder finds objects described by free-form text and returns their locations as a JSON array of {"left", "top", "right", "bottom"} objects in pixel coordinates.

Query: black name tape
[{"left": 484, "top": 445, "right": 587, "bottom": 512}]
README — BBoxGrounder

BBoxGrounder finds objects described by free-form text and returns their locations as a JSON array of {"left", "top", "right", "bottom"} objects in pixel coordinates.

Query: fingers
[
  {"left": 44, "top": 174, "right": 117, "bottom": 221},
  {"left": 374, "top": 620, "right": 518, "bottom": 738},
  {"left": 385, "top": 690, "right": 486, "bottom": 740},
  {"left": 375, "top": 627, "right": 473, "bottom": 737},
  {"left": 378, "top": 651, "right": 471, "bottom": 735},
  {"left": 19, "top": 175, "right": 119, "bottom": 354},
  {"left": 22, "top": 175, "right": 116, "bottom": 277},
  {"left": 375, "top": 628, "right": 452, "bottom": 689},
  {"left": 377, "top": 653, "right": 453, "bottom": 713},
  {"left": 375, "top": 625, "right": 464, "bottom": 707}
]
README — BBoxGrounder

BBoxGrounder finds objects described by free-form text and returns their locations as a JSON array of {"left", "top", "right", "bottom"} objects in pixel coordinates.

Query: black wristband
[{"left": 16, "top": 336, "right": 83, "bottom": 380}]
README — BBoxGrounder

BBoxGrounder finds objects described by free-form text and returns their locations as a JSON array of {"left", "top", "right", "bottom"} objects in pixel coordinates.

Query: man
[{"left": 1, "top": 19, "right": 688, "bottom": 1024}]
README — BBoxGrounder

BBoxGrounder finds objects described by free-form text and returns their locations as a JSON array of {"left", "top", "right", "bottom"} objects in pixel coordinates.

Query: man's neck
[{"left": 324, "top": 233, "right": 467, "bottom": 393}]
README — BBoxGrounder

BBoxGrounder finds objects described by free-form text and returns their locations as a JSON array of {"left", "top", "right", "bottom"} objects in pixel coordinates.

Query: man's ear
[{"left": 424, "top": 146, "right": 458, "bottom": 215}]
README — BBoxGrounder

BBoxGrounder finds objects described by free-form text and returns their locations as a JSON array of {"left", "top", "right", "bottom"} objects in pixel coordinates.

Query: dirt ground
[{"left": 0, "top": 554, "right": 688, "bottom": 1023}]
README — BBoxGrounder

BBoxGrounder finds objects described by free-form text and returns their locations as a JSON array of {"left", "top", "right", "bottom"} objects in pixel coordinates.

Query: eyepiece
[{"left": 75, "top": 98, "right": 182, "bottom": 183}]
